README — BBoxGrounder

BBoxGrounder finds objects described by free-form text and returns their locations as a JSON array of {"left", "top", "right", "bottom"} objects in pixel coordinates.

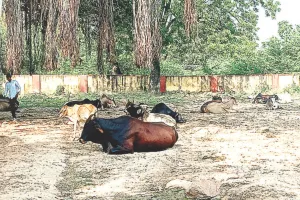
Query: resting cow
[
  {"left": 200, "top": 96, "right": 223, "bottom": 113},
  {"left": 142, "top": 111, "right": 177, "bottom": 127},
  {"left": 204, "top": 97, "right": 237, "bottom": 114},
  {"left": 65, "top": 98, "right": 101, "bottom": 109},
  {"left": 79, "top": 115, "right": 178, "bottom": 154},
  {"left": 100, "top": 94, "right": 117, "bottom": 109},
  {"left": 253, "top": 93, "right": 279, "bottom": 104},
  {"left": 125, "top": 100, "right": 147, "bottom": 118},
  {"left": 151, "top": 103, "right": 186, "bottom": 123}
]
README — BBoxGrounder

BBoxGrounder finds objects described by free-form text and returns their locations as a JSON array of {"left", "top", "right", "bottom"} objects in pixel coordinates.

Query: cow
[
  {"left": 59, "top": 103, "right": 97, "bottom": 140},
  {"left": 200, "top": 96, "right": 223, "bottom": 113},
  {"left": 100, "top": 94, "right": 117, "bottom": 109},
  {"left": 65, "top": 98, "right": 102, "bottom": 109},
  {"left": 124, "top": 100, "right": 147, "bottom": 118},
  {"left": 0, "top": 96, "right": 19, "bottom": 118},
  {"left": 79, "top": 115, "right": 178, "bottom": 154},
  {"left": 204, "top": 97, "right": 237, "bottom": 114},
  {"left": 142, "top": 111, "right": 177, "bottom": 127},
  {"left": 266, "top": 97, "right": 280, "bottom": 110},
  {"left": 150, "top": 103, "right": 186, "bottom": 123},
  {"left": 253, "top": 93, "right": 279, "bottom": 104}
]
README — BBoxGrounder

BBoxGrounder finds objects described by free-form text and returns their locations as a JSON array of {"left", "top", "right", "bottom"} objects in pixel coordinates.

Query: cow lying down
[
  {"left": 125, "top": 101, "right": 178, "bottom": 127},
  {"left": 142, "top": 111, "right": 177, "bottom": 127},
  {"left": 204, "top": 97, "right": 237, "bottom": 114},
  {"left": 79, "top": 115, "right": 178, "bottom": 154}
]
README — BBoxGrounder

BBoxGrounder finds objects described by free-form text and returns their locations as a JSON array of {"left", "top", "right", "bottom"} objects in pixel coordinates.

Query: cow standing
[
  {"left": 79, "top": 116, "right": 178, "bottom": 154},
  {"left": 59, "top": 103, "right": 97, "bottom": 140}
]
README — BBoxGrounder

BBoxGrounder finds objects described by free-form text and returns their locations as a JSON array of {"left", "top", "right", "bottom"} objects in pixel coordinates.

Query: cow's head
[
  {"left": 79, "top": 114, "right": 104, "bottom": 144},
  {"left": 59, "top": 105, "right": 68, "bottom": 118},
  {"left": 125, "top": 100, "right": 147, "bottom": 118},
  {"left": 101, "top": 94, "right": 117, "bottom": 108},
  {"left": 212, "top": 96, "right": 222, "bottom": 102},
  {"left": 230, "top": 97, "right": 238, "bottom": 105},
  {"left": 174, "top": 112, "right": 186, "bottom": 123}
]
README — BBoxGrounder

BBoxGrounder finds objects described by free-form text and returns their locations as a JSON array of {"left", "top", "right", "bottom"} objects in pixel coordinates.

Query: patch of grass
[
  {"left": 283, "top": 83, "right": 300, "bottom": 94},
  {"left": 18, "top": 90, "right": 245, "bottom": 109}
]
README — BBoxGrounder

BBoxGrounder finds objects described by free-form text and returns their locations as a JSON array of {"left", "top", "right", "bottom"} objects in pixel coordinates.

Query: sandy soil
[{"left": 1, "top": 95, "right": 300, "bottom": 200}]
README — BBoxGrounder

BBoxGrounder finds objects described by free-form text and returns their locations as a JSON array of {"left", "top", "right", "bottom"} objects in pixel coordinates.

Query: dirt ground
[{"left": 1, "top": 94, "right": 300, "bottom": 200}]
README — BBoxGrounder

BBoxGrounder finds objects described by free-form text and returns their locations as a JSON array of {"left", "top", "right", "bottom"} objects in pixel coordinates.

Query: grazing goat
[{"left": 205, "top": 97, "right": 237, "bottom": 114}]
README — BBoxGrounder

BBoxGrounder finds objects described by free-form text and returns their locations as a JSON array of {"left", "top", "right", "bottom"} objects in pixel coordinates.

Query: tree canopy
[{"left": 1, "top": 0, "right": 298, "bottom": 82}]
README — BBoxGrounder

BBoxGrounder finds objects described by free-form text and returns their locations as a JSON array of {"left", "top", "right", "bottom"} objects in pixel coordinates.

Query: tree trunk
[
  {"left": 58, "top": 0, "right": 80, "bottom": 68},
  {"left": 42, "top": 0, "right": 59, "bottom": 71},
  {"left": 150, "top": 57, "right": 161, "bottom": 92},
  {"left": 97, "top": 0, "right": 116, "bottom": 74},
  {"left": 0, "top": 0, "right": 2, "bottom": 16},
  {"left": 5, "top": 0, "right": 23, "bottom": 74},
  {"left": 184, "top": 0, "right": 197, "bottom": 38},
  {"left": 133, "top": 0, "right": 162, "bottom": 92}
]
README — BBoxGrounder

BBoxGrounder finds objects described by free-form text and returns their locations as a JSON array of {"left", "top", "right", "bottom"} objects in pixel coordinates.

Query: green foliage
[
  {"left": 1, "top": 0, "right": 291, "bottom": 77},
  {"left": 283, "top": 83, "right": 300, "bottom": 94}
]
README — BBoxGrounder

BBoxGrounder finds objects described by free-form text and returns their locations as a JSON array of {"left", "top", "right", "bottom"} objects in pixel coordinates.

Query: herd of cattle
[
  {"left": 56, "top": 92, "right": 288, "bottom": 154},
  {"left": 0, "top": 92, "right": 290, "bottom": 154}
]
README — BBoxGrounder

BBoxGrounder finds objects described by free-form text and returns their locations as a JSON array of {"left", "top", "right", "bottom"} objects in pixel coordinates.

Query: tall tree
[
  {"left": 58, "top": 0, "right": 80, "bottom": 68},
  {"left": 97, "top": 0, "right": 116, "bottom": 74},
  {"left": 0, "top": 0, "right": 2, "bottom": 16},
  {"left": 184, "top": 0, "right": 196, "bottom": 38},
  {"left": 42, "top": 0, "right": 59, "bottom": 71},
  {"left": 133, "top": 0, "right": 162, "bottom": 91},
  {"left": 5, "top": 0, "right": 23, "bottom": 74}
]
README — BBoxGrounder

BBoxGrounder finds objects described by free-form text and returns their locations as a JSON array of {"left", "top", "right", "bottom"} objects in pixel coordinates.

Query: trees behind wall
[{"left": 2, "top": 0, "right": 295, "bottom": 91}]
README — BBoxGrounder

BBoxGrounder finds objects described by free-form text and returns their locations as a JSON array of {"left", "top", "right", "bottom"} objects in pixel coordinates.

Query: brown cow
[{"left": 79, "top": 115, "right": 178, "bottom": 154}]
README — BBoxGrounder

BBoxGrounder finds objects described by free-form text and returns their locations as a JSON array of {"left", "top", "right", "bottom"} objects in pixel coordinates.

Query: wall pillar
[
  {"left": 79, "top": 75, "right": 88, "bottom": 93},
  {"left": 32, "top": 75, "right": 41, "bottom": 93},
  {"left": 210, "top": 76, "right": 218, "bottom": 93},
  {"left": 272, "top": 74, "right": 279, "bottom": 89},
  {"left": 160, "top": 76, "right": 166, "bottom": 93}
]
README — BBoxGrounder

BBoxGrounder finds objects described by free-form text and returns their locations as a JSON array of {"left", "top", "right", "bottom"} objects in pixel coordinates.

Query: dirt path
[{"left": 1, "top": 98, "right": 300, "bottom": 199}]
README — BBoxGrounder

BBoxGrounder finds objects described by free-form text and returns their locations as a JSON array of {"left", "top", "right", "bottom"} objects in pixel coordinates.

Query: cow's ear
[{"left": 92, "top": 121, "right": 104, "bottom": 133}]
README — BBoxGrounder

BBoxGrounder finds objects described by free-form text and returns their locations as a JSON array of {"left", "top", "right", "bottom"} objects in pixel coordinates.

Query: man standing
[{"left": 4, "top": 73, "right": 21, "bottom": 120}]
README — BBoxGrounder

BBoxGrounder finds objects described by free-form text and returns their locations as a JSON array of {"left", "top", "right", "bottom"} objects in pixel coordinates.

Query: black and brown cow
[{"left": 79, "top": 115, "right": 178, "bottom": 154}]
